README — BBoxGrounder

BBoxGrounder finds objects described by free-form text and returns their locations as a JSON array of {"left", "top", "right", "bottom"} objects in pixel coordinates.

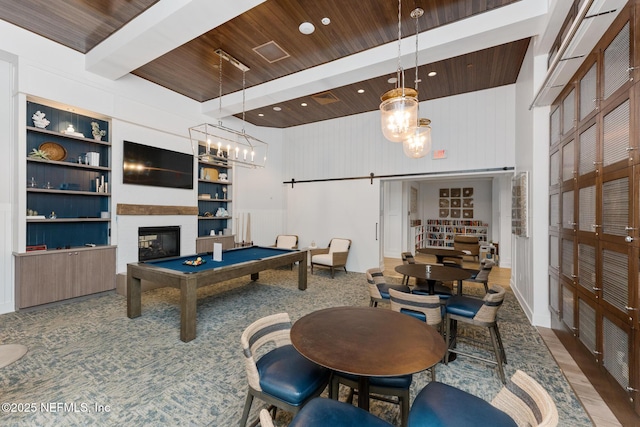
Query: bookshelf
[{"left": 416, "top": 219, "right": 489, "bottom": 249}]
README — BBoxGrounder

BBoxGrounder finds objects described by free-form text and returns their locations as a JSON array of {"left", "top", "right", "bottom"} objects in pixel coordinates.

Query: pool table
[{"left": 126, "top": 246, "right": 307, "bottom": 342}]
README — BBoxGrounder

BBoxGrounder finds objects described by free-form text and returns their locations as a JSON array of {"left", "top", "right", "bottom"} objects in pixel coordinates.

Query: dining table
[
  {"left": 290, "top": 306, "right": 446, "bottom": 412},
  {"left": 394, "top": 263, "right": 472, "bottom": 296},
  {"left": 416, "top": 247, "right": 467, "bottom": 264}
]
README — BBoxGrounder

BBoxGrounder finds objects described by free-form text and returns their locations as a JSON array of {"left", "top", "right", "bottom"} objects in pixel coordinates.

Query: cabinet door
[
  {"left": 16, "top": 252, "right": 72, "bottom": 308},
  {"left": 73, "top": 248, "right": 116, "bottom": 296}
]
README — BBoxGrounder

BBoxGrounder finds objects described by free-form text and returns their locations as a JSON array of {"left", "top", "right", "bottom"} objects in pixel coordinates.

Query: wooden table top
[
  {"left": 291, "top": 306, "right": 445, "bottom": 377},
  {"left": 395, "top": 263, "right": 472, "bottom": 282}
]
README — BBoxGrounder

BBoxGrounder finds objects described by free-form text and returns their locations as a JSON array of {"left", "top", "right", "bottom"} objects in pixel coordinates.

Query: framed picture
[
  {"left": 463, "top": 209, "right": 473, "bottom": 218},
  {"left": 451, "top": 198, "right": 461, "bottom": 208},
  {"left": 439, "top": 188, "right": 449, "bottom": 198},
  {"left": 451, "top": 188, "right": 461, "bottom": 198},
  {"left": 439, "top": 199, "right": 449, "bottom": 207},
  {"left": 463, "top": 198, "right": 474, "bottom": 207},
  {"left": 439, "top": 209, "right": 449, "bottom": 218},
  {"left": 463, "top": 187, "right": 474, "bottom": 197},
  {"left": 450, "top": 209, "right": 461, "bottom": 218}
]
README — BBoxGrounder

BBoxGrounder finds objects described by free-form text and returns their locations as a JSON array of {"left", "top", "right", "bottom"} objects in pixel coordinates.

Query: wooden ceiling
[{"left": 0, "top": 0, "right": 528, "bottom": 128}]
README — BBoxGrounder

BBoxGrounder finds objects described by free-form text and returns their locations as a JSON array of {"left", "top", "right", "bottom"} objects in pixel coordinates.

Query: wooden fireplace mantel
[{"left": 116, "top": 204, "right": 199, "bottom": 216}]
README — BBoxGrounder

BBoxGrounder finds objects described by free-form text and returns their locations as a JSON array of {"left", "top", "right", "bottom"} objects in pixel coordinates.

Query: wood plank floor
[{"left": 384, "top": 253, "right": 626, "bottom": 427}]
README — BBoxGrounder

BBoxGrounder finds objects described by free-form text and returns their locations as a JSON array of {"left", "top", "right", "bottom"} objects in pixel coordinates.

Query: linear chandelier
[{"left": 190, "top": 49, "right": 268, "bottom": 168}]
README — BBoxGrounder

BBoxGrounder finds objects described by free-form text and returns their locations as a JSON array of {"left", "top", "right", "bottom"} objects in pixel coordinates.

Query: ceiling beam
[
  {"left": 85, "top": 0, "right": 265, "bottom": 80},
  {"left": 202, "top": 0, "right": 548, "bottom": 119}
]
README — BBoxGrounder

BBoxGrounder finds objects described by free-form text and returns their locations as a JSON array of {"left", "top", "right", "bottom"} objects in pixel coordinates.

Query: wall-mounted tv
[{"left": 123, "top": 140, "right": 193, "bottom": 189}]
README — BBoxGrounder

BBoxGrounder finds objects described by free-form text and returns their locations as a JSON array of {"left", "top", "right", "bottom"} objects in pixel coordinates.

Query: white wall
[
  {"left": 0, "top": 53, "right": 17, "bottom": 314},
  {"left": 282, "top": 86, "right": 517, "bottom": 272},
  {"left": 513, "top": 37, "right": 551, "bottom": 326}
]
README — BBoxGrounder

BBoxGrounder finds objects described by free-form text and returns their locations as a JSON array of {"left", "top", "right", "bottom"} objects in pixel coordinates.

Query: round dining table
[
  {"left": 395, "top": 263, "right": 472, "bottom": 295},
  {"left": 291, "top": 306, "right": 445, "bottom": 412},
  {"left": 416, "top": 247, "right": 467, "bottom": 264}
]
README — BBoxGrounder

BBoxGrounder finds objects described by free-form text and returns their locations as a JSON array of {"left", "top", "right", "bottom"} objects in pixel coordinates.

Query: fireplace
[{"left": 139, "top": 226, "right": 180, "bottom": 261}]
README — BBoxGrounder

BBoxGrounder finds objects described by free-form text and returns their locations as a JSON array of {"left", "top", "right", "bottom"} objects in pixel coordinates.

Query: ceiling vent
[
  {"left": 253, "top": 41, "right": 290, "bottom": 63},
  {"left": 311, "top": 91, "right": 340, "bottom": 105}
]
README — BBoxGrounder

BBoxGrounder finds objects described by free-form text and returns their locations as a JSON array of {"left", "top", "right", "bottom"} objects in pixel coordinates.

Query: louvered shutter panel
[
  {"left": 580, "top": 64, "right": 597, "bottom": 120},
  {"left": 603, "top": 99, "right": 630, "bottom": 167},
  {"left": 563, "top": 140, "right": 575, "bottom": 181},
  {"left": 550, "top": 194, "right": 560, "bottom": 230},
  {"left": 603, "top": 22, "right": 630, "bottom": 99},
  {"left": 563, "top": 190, "right": 574, "bottom": 230},
  {"left": 578, "top": 243, "right": 596, "bottom": 293},
  {"left": 603, "top": 317, "right": 630, "bottom": 389},
  {"left": 550, "top": 151, "right": 560, "bottom": 185},
  {"left": 579, "top": 299, "right": 596, "bottom": 355},
  {"left": 579, "top": 124, "right": 596, "bottom": 175},
  {"left": 562, "top": 238, "right": 574, "bottom": 279},
  {"left": 562, "top": 285, "right": 575, "bottom": 330},
  {"left": 602, "top": 249, "right": 628, "bottom": 311},
  {"left": 563, "top": 90, "right": 575, "bottom": 135},
  {"left": 602, "top": 177, "right": 628, "bottom": 236},
  {"left": 579, "top": 186, "right": 596, "bottom": 232},
  {"left": 549, "top": 274, "right": 560, "bottom": 314},
  {"left": 551, "top": 107, "right": 560, "bottom": 146}
]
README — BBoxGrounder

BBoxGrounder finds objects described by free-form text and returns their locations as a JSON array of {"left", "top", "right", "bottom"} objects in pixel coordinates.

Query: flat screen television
[{"left": 123, "top": 140, "right": 193, "bottom": 189}]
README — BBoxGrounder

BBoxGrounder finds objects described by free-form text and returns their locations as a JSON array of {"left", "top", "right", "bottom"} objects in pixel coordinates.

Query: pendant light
[
  {"left": 379, "top": 0, "right": 418, "bottom": 142},
  {"left": 402, "top": 7, "right": 431, "bottom": 159}
]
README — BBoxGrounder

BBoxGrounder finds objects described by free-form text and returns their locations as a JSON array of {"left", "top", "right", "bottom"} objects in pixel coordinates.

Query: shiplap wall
[
  {"left": 283, "top": 85, "right": 516, "bottom": 181},
  {"left": 280, "top": 86, "right": 517, "bottom": 273}
]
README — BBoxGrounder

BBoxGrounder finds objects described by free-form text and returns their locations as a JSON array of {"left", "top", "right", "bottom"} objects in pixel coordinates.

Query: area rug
[{"left": 0, "top": 268, "right": 592, "bottom": 426}]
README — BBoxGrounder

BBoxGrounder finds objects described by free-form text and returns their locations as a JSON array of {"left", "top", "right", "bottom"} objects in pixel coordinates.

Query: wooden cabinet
[
  {"left": 15, "top": 246, "right": 116, "bottom": 308},
  {"left": 196, "top": 235, "right": 235, "bottom": 253}
]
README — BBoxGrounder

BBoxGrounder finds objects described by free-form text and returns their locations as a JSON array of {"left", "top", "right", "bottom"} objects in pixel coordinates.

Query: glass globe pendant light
[
  {"left": 403, "top": 118, "right": 431, "bottom": 158},
  {"left": 380, "top": 0, "right": 418, "bottom": 142}
]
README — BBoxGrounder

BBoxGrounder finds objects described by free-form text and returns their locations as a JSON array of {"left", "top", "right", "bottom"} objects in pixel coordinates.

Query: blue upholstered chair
[
  {"left": 408, "top": 370, "right": 559, "bottom": 427},
  {"left": 240, "top": 313, "right": 330, "bottom": 427},
  {"left": 289, "top": 398, "right": 394, "bottom": 427},
  {"left": 330, "top": 373, "right": 412, "bottom": 427},
  {"left": 389, "top": 289, "right": 442, "bottom": 381},
  {"left": 444, "top": 284, "right": 507, "bottom": 383},
  {"left": 367, "top": 267, "right": 410, "bottom": 307}
]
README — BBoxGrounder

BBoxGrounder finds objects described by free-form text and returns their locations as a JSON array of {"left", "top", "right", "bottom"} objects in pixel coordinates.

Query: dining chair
[
  {"left": 389, "top": 288, "right": 442, "bottom": 380},
  {"left": 444, "top": 284, "right": 507, "bottom": 383},
  {"left": 288, "top": 397, "right": 394, "bottom": 427},
  {"left": 239, "top": 312, "right": 330, "bottom": 427},
  {"left": 400, "top": 252, "right": 416, "bottom": 285},
  {"left": 407, "top": 370, "right": 558, "bottom": 427},
  {"left": 367, "top": 267, "right": 410, "bottom": 307},
  {"left": 459, "top": 259, "right": 495, "bottom": 295}
]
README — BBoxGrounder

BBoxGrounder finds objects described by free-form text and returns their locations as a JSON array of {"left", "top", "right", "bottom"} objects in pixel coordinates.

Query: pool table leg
[
  {"left": 181, "top": 278, "right": 198, "bottom": 342},
  {"left": 250, "top": 273, "right": 259, "bottom": 281},
  {"left": 127, "top": 271, "right": 141, "bottom": 319},
  {"left": 298, "top": 251, "right": 307, "bottom": 290}
]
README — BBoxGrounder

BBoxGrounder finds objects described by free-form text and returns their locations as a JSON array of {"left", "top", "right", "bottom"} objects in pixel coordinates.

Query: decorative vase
[{"left": 93, "top": 135, "right": 102, "bottom": 141}]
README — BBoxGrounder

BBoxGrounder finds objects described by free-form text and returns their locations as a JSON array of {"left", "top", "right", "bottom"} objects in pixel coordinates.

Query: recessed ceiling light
[
  {"left": 273, "top": 106, "right": 282, "bottom": 111},
  {"left": 301, "top": 102, "right": 308, "bottom": 107},
  {"left": 321, "top": 17, "right": 330, "bottom": 25},
  {"left": 357, "top": 89, "right": 365, "bottom": 94},
  {"left": 258, "top": 113, "right": 264, "bottom": 117},
  {"left": 299, "top": 22, "right": 315, "bottom": 35},
  {"left": 428, "top": 71, "right": 437, "bottom": 77},
  {"left": 387, "top": 77, "right": 397, "bottom": 84}
]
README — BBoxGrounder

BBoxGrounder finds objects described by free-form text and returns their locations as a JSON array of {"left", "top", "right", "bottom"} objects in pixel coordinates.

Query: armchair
[
  {"left": 274, "top": 234, "right": 298, "bottom": 249},
  {"left": 310, "top": 238, "right": 351, "bottom": 278}
]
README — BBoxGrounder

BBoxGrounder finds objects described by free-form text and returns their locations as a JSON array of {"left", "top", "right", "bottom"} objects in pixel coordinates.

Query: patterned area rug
[{"left": 0, "top": 268, "right": 592, "bottom": 426}]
